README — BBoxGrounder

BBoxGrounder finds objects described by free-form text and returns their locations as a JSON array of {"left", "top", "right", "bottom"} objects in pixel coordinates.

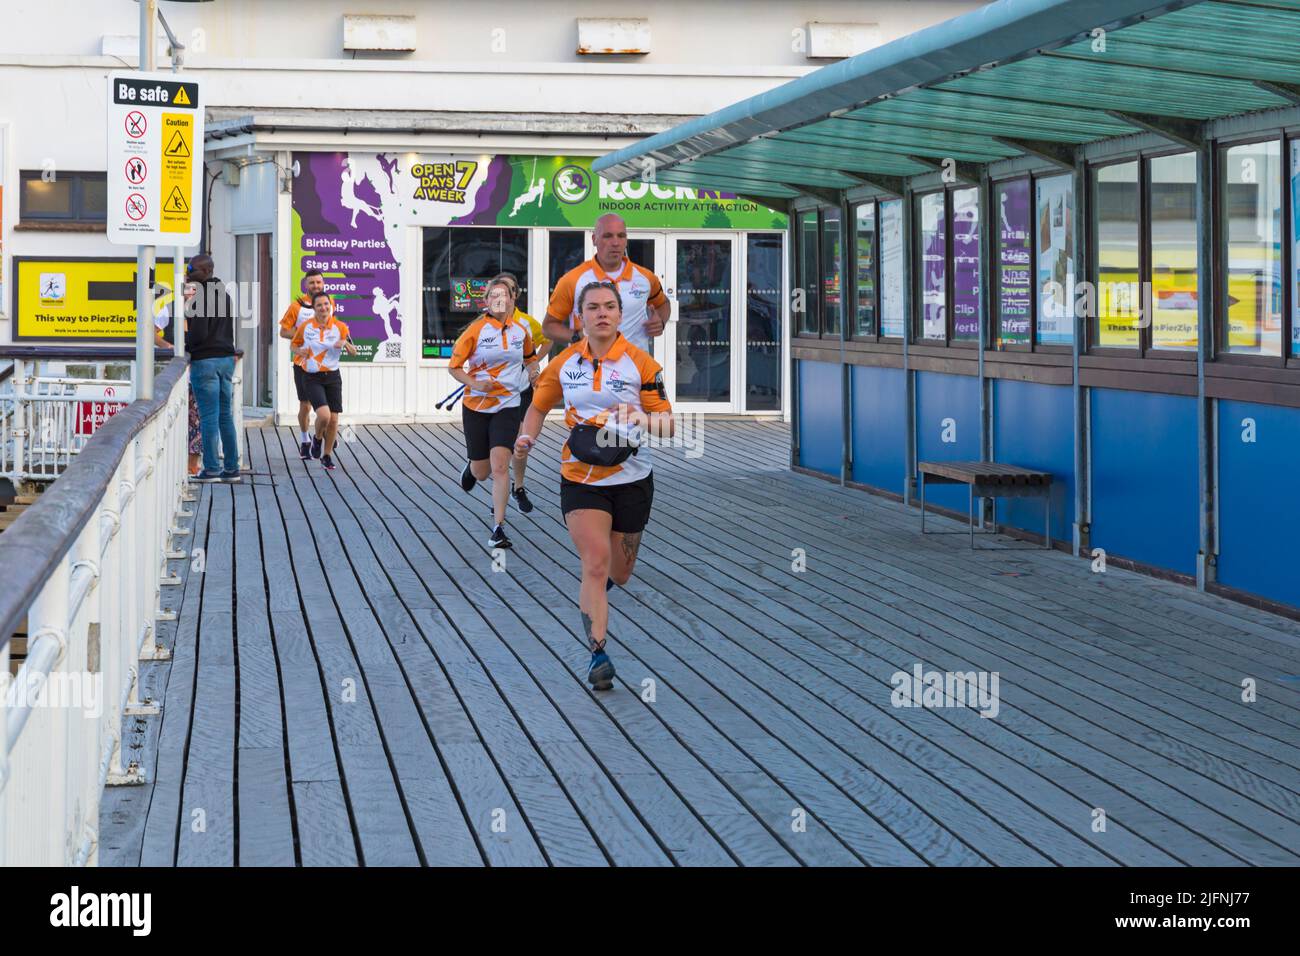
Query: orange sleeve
[
  {"left": 449, "top": 318, "right": 482, "bottom": 370},
  {"left": 335, "top": 320, "right": 350, "bottom": 341},
  {"left": 280, "top": 300, "right": 302, "bottom": 333},
  {"left": 521, "top": 325, "right": 539, "bottom": 365},
  {"left": 290, "top": 322, "right": 307, "bottom": 350},
  {"left": 530, "top": 347, "right": 572, "bottom": 413},
  {"left": 630, "top": 348, "right": 671, "bottom": 413},
  {"left": 639, "top": 265, "right": 669, "bottom": 309},
  {"left": 546, "top": 268, "right": 579, "bottom": 324}
]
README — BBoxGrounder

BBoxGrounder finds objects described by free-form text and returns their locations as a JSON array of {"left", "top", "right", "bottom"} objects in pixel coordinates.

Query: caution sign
[
  {"left": 11, "top": 256, "right": 181, "bottom": 341},
  {"left": 160, "top": 112, "right": 193, "bottom": 233},
  {"left": 106, "top": 71, "right": 203, "bottom": 245}
]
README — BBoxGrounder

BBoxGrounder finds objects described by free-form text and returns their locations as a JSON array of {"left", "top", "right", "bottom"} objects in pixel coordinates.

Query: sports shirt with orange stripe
[
  {"left": 450, "top": 312, "right": 538, "bottom": 412},
  {"left": 546, "top": 256, "right": 668, "bottom": 353},
  {"left": 530, "top": 332, "right": 671, "bottom": 486}
]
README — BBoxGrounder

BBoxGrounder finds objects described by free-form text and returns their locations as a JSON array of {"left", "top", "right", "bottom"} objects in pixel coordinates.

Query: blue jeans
[{"left": 191, "top": 356, "right": 239, "bottom": 474}]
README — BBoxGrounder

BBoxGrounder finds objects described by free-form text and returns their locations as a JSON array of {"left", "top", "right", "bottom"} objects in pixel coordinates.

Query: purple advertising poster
[
  {"left": 997, "top": 179, "right": 1032, "bottom": 345},
  {"left": 951, "top": 188, "right": 980, "bottom": 340},
  {"left": 920, "top": 192, "right": 946, "bottom": 340},
  {"left": 293, "top": 153, "right": 404, "bottom": 362}
]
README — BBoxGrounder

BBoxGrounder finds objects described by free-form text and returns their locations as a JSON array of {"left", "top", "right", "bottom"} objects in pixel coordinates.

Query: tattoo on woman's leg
[
  {"left": 621, "top": 531, "right": 642, "bottom": 563},
  {"left": 582, "top": 611, "right": 602, "bottom": 651}
]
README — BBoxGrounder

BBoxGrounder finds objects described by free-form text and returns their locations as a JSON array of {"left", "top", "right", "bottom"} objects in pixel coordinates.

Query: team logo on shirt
[
  {"left": 563, "top": 368, "right": 589, "bottom": 384},
  {"left": 605, "top": 369, "right": 630, "bottom": 394}
]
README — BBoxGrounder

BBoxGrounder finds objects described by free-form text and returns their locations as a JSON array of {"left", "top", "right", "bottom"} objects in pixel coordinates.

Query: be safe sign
[{"left": 106, "top": 72, "right": 203, "bottom": 246}]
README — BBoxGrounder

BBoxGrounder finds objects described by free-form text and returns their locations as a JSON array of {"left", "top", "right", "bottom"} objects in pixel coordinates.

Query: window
[
  {"left": 853, "top": 201, "right": 876, "bottom": 337},
  {"left": 1293, "top": 140, "right": 1300, "bottom": 358},
  {"left": 1221, "top": 140, "right": 1283, "bottom": 357},
  {"left": 913, "top": 186, "right": 981, "bottom": 345},
  {"left": 421, "top": 226, "right": 529, "bottom": 358},
  {"left": 995, "top": 178, "right": 1033, "bottom": 346},
  {"left": 879, "top": 199, "right": 905, "bottom": 337},
  {"left": 917, "top": 191, "right": 946, "bottom": 341},
  {"left": 821, "top": 207, "right": 843, "bottom": 337},
  {"left": 19, "top": 170, "right": 107, "bottom": 223},
  {"left": 951, "top": 187, "right": 981, "bottom": 343},
  {"left": 745, "top": 233, "right": 783, "bottom": 411},
  {"left": 1035, "top": 174, "right": 1075, "bottom": 346},
  {"left": 1148, "top": 153, "right": 1198, "bottom": 351},
  {"left": 797, "top": 211, "right": 819, "bottom": 335},
  {"left": 1093, "top": 161, "right": 1140, "bottom": 349}
]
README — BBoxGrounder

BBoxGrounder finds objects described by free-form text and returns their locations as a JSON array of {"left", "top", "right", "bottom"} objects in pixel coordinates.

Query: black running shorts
[
  {"left": 463, "top": 403, "right": 523, "bottom": 461},
  {"left": 560, "top": 474, "right": 654, "bottom": 534},
  {"left": 293, "top": 363, "right": 310, "bottom": 403},
  {"left": 301, "top": 369, "right": 343, "bottom": 413}
]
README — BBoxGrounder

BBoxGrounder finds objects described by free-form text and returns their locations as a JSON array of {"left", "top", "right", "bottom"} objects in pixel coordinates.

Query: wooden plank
[
  {"left": 137, "top": 486, "right": 211, "bottom": 866},
  {"left": 176, "top": 484, "right": 237, "bottom": 866},
  {"left": 644, "top": 429, "right": 1300, "bottom": 863}
]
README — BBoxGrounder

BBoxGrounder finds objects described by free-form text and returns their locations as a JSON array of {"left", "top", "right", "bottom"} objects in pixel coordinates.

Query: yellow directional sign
[{"left": 12, "top": 256, "right": 180, "bottom": 341}]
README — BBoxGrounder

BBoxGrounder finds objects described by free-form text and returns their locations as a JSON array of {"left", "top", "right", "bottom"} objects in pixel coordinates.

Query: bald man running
[{"left": 542, "top": 213, "right": 671, "bottom": 353}]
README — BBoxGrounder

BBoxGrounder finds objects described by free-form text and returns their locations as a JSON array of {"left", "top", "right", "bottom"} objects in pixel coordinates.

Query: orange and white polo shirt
[
  {"left": 292, "top": 315, "right": 350, "bottom": 373},
  {"left": 530, "top": 332, "right": 672, "bottom": 486},
  {"left": 547, "top": 256, "right": 669, "bottom": 353},
  {"left": 279, "top": 293, "right": 334, "bottom": 340},
  {"left": 450, "top": 312, "right": 538, "bottom": 412}
]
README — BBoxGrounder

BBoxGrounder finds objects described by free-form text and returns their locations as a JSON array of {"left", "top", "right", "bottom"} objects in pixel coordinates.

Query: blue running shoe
[{"left": 587, "top": 645, "right": 615, "bottom": 690}]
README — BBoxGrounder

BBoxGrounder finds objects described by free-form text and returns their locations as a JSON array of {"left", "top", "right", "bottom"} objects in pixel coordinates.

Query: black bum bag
[{"left": 568, "top": 423, "right": 639, "bottom": 467}]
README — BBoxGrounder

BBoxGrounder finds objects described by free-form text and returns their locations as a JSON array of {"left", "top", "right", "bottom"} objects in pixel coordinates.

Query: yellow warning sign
[
  {"left": 173, "top": 85, "right": 191, "bottom": 106},
  {"left": 160, "top": 112, "right": 193, "bottom": 234}
]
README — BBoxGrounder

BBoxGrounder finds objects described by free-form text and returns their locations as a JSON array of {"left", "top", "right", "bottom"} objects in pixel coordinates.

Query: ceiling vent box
[
  {"left": 343, "top": 14, "right": 417, "bottom": 53},
  {"left": 807, "top": 22, "right": 881, "bottom": 59},
  {"left": 577, "top": 18, "right": 650, "bottom": 55}
]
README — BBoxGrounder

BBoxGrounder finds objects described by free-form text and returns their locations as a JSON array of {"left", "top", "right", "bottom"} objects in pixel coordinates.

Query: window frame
[
  {"left": 1213, "top": 134, "right": 1294, "bottom": 368},
  {"left": 910, "top": 184, "right": 981, "bottom": 349},
  {"left": 850, "top": 197, "right": 880, "bottom": 341},
  {"left": 1086, "top": 147, "right": 1199, "bottom": 360},
  {"left": 990, "top": 172, "right": 1073, "bottom": 354},
  {"left": 794, "top": 208, "right": 822, "bottom": 338},
  {"left": 18, "top": 169, "right": 107, "bottom": 224}
]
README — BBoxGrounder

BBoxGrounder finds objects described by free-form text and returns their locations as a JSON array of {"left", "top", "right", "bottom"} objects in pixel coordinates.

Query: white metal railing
[
  {"left": 1, "top": 356, "right": 244, "bottom": 486},
  {"left": 0, "top": 359, "right": 191, "bottom": 866}
]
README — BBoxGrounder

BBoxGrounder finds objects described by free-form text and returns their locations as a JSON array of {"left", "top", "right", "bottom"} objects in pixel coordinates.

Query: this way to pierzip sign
[{"left": 106, "top": 72, "right": 203, "bottom": 246}]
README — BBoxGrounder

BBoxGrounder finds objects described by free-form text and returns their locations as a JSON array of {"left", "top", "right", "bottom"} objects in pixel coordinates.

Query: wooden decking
[{"left": 100, "top": 420, "right": 1300, "bottom": 866}]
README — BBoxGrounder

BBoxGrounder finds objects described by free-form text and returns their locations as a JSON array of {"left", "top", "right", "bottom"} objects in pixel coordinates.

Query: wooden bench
[{"left": 917, "top": 461, "right": 1053, "bottom": 549}]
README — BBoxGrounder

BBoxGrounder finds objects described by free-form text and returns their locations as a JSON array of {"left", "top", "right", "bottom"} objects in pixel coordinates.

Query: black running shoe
[
  {"left": 299, "top": 440, "right": 311, "bottom": 460},
  {"left": 512, "top": 484, "right": 534, "bottom": 513},
  {"left": 460, "top": 462, "right": 477, "bottom": 492},
  {"left": 488, "top": 524, "right": 512, "bottom": 549},
  {"left": 322, "top": 454, "right": 336, "bottom": 471},
  {"left": 310, "top": 436, "right": 323, "bottom": 460},
  {"left": 587, "top": 645, "right": 615, "bottom": 691}
]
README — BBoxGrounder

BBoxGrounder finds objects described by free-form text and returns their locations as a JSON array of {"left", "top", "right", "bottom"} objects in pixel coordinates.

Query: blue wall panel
[
  {"left": 915, "top": 371, "right": 981, "bottom": 515},
  {"left": 850, "top": 364, "right": 907, "bottom": 494},
  {"left": 992, "top": 379, "right": 1074, "bottom": 544},
  {"left": 1090, "top": 387, "right": 1198, "bottom": 576},
  {"left": 1217, "top": 400, "right": 1300, "bottom": 609},
  {"left": 797, "top": 359, "right": 842, "bottom": 477}
]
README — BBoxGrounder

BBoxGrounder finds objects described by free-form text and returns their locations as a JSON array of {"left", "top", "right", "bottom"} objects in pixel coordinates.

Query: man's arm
[
  {"left": 542, "top": 312, "right": 575, "bottom": 344},
  {"left": 645, "top": 299, "right": 671, "bottom": 337}
]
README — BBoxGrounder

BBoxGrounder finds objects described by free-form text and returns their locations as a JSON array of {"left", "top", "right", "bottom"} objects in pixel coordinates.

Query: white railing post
[{"left": 12, "top": 359, "right": 27, "bottom": 483}]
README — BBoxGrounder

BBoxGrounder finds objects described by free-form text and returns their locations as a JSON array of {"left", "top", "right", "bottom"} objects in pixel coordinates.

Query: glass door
[
  {"left": 669, "top": 234, "right": 736, "bottom": 413},
  {"left": 743, "top": 232, "right": 784, "bottom": 412}
]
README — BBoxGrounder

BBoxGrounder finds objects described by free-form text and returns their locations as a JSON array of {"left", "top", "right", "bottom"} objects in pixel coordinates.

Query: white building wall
[{"left": 0, "top": 0, "right": 986, "bottom": 403}]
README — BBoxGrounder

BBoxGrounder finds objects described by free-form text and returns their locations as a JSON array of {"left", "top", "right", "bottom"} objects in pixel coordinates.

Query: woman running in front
[
  {"left": 449, "top": 276, "right": 539, "bottom": 549},
  {"left": 514, "top": 281, "right": 674, "bottom": 690},
  {"left": 291, "top": 291, "right": 358, "bottom": 470}
]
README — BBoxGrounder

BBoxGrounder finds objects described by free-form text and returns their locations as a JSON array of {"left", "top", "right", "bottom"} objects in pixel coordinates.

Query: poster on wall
[
  {"left": 879, "top": 199, "right": 904, "bottom": 337},
  {"left": 997, "top": 179, "right": 1032, "bottom": 345},
  {"left": 11, "top": 256, "right": 180, "bottom": 341},
  {"left": 951, "top": 188, "right": 980, "bottom": 340},
  {"left": 920, "top": 195, "right": 945, "bottom": 340},
  {"left": 1035, "top": 174, "right": 1074, "bottom": 345},
  {"left": 290, "top": 153, "right": 787, "bottom": 363},
  {"left": 1293, "top": 141, "right": 1300, "bottom": 355}
]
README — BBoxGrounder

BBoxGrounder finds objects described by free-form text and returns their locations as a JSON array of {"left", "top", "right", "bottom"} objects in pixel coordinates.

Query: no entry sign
[{"left": 106, "top": 72, "right": 203, "bottom": 245}]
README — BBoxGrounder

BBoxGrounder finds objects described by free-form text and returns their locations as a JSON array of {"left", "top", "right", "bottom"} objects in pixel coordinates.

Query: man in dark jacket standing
[{"left": 185, "top": 254, "right": 241, "bottom": 483}]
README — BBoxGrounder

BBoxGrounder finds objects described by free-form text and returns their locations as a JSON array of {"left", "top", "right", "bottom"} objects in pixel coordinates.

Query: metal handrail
[{"left": 0, "top": 358, "right": 188, "bottom": 651}]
